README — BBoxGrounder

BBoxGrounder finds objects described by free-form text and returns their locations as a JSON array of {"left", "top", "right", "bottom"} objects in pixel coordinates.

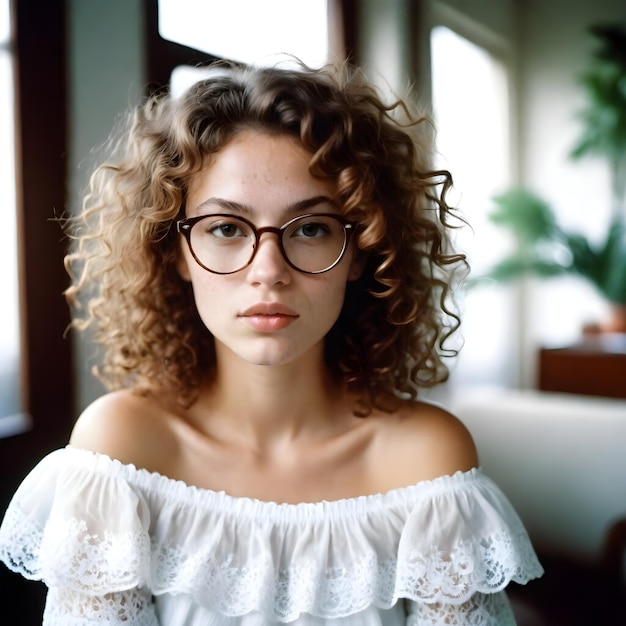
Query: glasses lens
[
  {"left": 283, "top": 215, "right": 347, "bottom": 273},
  {"left": 189, "top": 215, "right": 255, "bottom": 273}
]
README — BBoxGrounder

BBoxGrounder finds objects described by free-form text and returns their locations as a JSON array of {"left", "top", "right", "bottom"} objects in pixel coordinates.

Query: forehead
[{"left": 186, "top": 129, "right": 337, "bottom": 217}]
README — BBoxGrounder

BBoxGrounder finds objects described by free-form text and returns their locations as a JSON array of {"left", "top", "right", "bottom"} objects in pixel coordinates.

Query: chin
[
  {"left": 216, "top": 335, "right": 324, "bottom": 370},
  {"left": 242, "top": 345, "right": 320, "bottom": 370},
  {"left": 243, "top": 351, "right": 301, "bottom": 368}
]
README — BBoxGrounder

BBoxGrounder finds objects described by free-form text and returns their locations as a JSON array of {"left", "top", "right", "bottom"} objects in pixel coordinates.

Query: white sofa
[{"left": 450, "top": 388, "right": 626, "bottom": 562}]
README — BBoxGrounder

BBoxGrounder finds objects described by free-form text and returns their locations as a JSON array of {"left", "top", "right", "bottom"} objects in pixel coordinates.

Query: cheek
[
  {"left": 188, "top": 277, "right": 221, "bottom": 320},
  {"left": 316, "top": 276, "right": 350, "bottom": 323},
  {"left": 179, "top": 266, "right": 226, "bottom": 333}
]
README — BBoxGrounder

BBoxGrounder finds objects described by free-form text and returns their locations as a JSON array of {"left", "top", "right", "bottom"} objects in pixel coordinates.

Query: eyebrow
[{"left": 192, "top": 195, "right": 338, "bottom": 216}]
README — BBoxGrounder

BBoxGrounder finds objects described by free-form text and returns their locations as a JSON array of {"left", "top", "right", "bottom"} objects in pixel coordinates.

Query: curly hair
[{"left": 64, "top": 60, "right": 468, "bottom": 415}]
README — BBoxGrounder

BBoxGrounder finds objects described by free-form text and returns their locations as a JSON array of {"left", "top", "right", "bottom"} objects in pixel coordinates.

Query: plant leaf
[
  {"left": 489, "top": 189, "right": 559, "bottom": 244},
  {"left": 599, "top": 221, "right": 626, "bottom": 302},
  {"left": 478, "top": 255, "right": 566, "bottom": 283}
]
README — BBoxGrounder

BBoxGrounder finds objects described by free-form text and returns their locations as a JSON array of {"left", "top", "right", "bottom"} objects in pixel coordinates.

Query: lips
[
  {"left": 241, "top": 303, "right": 299, "bottom": 317},
  {"left": 239, "top": 303, "right": 299, "bottom": 332}
]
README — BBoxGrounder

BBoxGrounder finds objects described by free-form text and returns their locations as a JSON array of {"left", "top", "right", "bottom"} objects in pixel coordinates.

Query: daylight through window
[{"left": 0, "top": 0, "right": 25, "bottom": 433}]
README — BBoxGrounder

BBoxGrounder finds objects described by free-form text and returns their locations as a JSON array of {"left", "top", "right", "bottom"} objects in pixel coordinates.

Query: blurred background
[{"left": 1, "top": 0, "right": 625, "bottom": 624}]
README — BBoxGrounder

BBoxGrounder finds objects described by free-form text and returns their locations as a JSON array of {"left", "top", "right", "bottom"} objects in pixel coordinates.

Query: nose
[{"left": 245, "top": 232, "right": 291, "bottom": 286}]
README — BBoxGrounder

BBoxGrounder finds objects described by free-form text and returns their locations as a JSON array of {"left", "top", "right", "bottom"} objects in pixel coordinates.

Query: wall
[
  {"left": 356, "top": 0, "right": 413, "bottom": 95},
  {"left": 67, "top": 0, "right": 145, "bottom": 413}
]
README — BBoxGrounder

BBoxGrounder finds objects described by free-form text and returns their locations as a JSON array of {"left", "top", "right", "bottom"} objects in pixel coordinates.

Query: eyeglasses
[{"left": 176, "top": 213, "right": 355, "bottom": 275}]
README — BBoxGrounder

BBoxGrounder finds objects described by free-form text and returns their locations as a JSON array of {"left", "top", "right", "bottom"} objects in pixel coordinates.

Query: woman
[{"left": 0, "top": 61, "right": 542, "bottom": 624}]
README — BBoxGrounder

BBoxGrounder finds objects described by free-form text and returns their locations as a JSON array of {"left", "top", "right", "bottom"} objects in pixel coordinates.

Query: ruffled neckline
[
  {"left": 66, "top": 444, "right": 483, "bottom": 520},
  {"left": 1, "top": 445, "right": 543, "bottom": 622}
]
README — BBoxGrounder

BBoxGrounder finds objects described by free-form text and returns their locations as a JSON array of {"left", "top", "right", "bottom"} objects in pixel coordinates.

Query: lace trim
[
  {"left": 406, "top": 593, "right": 516, "bottom": 626},
  {"left": 43, "top": 516, "right": 150, "bottom": 592},
  {"left": 2, "top": 506, "right": 539, "bottom": 622},
  {"left": 397, "top": 530, "right": 541, "bottom": 602},
  {"left": 149, "top": 531, "right": 539, "bottom": 621},
  {"left": 0, "top": 500, "right": 43, "bottom": 578},
  {"left": 43, "top": 588, "right": 159, "bottom": 626},
  {"left": 0, "top": 503, "right": 150, "bottom": 592}
]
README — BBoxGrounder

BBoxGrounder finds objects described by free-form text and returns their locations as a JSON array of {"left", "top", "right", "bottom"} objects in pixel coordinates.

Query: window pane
[
  {"left": 430, "top": 25, "right": 516, "bottom": 389},
  {"left": 0, "top": 0, "right": 25, "bottom": 430},
  {"left": 0, "top": 0, "right": 8, "bottom": 42},
  {"left": 158, "top": 0, "right": 328, "bottom": 67}
]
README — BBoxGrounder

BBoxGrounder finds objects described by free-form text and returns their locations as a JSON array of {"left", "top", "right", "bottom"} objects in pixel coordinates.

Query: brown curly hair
[{"left": 64, "top": 60, "right": 467, "bottom": 415}]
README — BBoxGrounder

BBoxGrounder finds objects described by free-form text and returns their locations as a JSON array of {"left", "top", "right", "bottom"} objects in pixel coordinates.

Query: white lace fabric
[{"left": 0, "top": 447, "right": 543, "bottom": 625}]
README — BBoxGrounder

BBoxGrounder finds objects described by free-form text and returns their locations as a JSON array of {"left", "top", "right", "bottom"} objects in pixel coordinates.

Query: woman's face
[{"left": 177, "top": 129, "right": 362, "bottom": 370}]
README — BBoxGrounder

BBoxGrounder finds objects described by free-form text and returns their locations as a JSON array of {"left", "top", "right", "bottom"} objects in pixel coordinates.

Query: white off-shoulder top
[{"left": 0, "top": 447, "right": 542, "bottom": 625}]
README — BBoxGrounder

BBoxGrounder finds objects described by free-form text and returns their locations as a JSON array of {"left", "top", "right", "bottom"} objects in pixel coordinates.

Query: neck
[{"left": 196, "top": 345, "right": 347, "bottom": 447}]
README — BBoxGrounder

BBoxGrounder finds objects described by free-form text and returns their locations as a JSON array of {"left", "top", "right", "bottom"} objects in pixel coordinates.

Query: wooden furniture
[{"left": 538, "top": 335, "right": 626, "bottom": 399}]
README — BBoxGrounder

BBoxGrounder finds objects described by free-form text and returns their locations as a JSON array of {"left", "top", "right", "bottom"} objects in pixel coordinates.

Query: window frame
[
  {"left": 1, "top": 0, "right": 73, "bottom": 464},
  {"left": 143, "top": 0, "right": 356, "bottom": 91}
]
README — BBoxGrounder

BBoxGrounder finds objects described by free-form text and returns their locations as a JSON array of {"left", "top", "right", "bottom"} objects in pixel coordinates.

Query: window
[
  {"left": 157, "top": 0, "right": 330, "bottom": 95},
  {"left": 0, "top": 0, "right": 71, "bottom": 446},
  {"left": 159, "top": 0, "right": 328, "bottom": 66},
  {"left": 430, "top": 24, "right": 518, "bottom": 390},
  {"left": 0, "top": 0, "right": 27, "bottom": 435}
]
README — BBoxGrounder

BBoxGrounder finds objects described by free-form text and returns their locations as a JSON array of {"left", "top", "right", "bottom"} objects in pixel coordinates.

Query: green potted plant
[
  {"left": 477, "top": 25, "right": 626, "bottom": 333},
  {"left": 571, "top": 24, "right": 626, "bottom": 219}
]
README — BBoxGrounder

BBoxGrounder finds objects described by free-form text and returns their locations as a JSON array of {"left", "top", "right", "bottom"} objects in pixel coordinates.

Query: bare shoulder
[
  {"left": 69, "top": 388, "right": 178, "bottom": 471},
  {"left": 369, "top": 399, "right": 478, "bottom": 488}
]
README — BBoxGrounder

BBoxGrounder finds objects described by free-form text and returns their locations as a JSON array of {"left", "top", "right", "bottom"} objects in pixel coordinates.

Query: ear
[{"left": 347, "top": 252, "right": 367, "bottom": 281}]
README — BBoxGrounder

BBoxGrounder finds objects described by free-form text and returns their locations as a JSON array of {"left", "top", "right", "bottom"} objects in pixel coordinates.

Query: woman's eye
[
  {"left": 294, "top": 222, "right": 329, "bottom": 238},
  {"left": 209, "top": 222, "right": 245, "bottom": 238}
]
